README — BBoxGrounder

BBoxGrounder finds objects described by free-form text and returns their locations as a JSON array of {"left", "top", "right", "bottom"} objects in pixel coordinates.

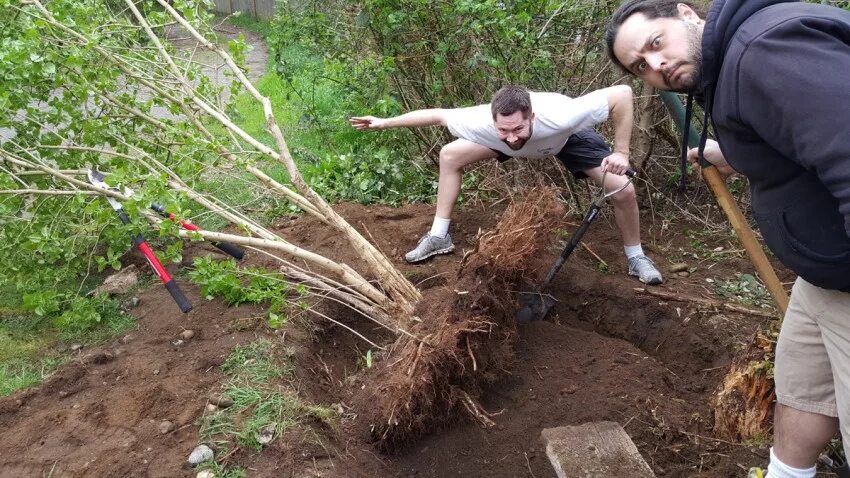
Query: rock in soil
[
  {"left": 196, "top": 471, "right": 215, "bottom": 478},
  {"left": 70, "top": 344, "right": 83, "bottom": 352},
  {"left": 129, "top": 296, "right": 141, "bottom": 308},
  {"left": 187, "top": 444, "right": 214, "bottom": 466},
  {"left": 90, "top": 264, "right": 139, "bottom": 296},
  {"left": 257, "top": 424, "right": 275, "bottom": 445},
  {"left": 159, "top": 420, "right": 174, "bottom": 434},
  {"left": 205, "top": 404, "right": 218, "bottom": 413},
  {"left": 209, "top": 394, "right": 233, "bottom": 408},
  {"left": 180, "top": 329, "right": 195, "bottom": 340},
  {"left": 669, "top": 263, "right": 689, "bottom": 273}
]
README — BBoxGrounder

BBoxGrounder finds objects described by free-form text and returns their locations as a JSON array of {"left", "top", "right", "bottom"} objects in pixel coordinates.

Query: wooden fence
[{"left": 211, "top": 0, "right": 275, "bottom": 20}]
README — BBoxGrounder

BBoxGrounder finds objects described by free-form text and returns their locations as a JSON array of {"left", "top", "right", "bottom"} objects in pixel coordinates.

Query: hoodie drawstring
[{"left": 679, "top": 93, "right": 695, "bottom": 192}]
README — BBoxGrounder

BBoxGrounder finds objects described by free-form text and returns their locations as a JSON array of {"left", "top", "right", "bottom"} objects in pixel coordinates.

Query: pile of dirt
[{"left": 350, "top": 187, "right": 565, "bottom": 451}]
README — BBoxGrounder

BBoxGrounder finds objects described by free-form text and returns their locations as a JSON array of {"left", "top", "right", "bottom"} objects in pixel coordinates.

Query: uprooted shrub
[{"left": 352, "top": 186, "right": 565, "bottom": 451}]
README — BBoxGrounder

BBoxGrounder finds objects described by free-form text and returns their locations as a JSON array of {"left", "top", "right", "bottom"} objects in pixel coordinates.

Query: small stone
[
  {"left": 153, "top": 369, "right": 160, "bottom": 376},
  {"left": 257, "top": 424, "right": 275, "bottom": 445},
  {"left": 197, "top": 471, "right": 215, "bottom": 478},
  {"left": 206, "top": 404, "right": 218, "bottom": 413},
  {"left": 180, "top": 330, "right": 195, "bottom": 340},
  {"left": 669, "top": 263, "right": 689, "bottom": 273},
  {"left": 72, "top": 403, "right": 80, "bottom": 409},
  {"left": 187, "top": 444, "right": 214, "bottom": 466},
  {"left": 677, "top": 271, "right": 690, "bottom": 278},
  {"left": 15, "top": 399, "right": 22, "bottom": 407},
  {"left": 560, "top": 385, "right": 579, "bottom": 395},
  {"left": 129, "top": 297, "right": 141, "bottom": 308},
  {"left": 210, "top": 395, "right": 233, "bottom": 408},
  {"left": 70, "top": 344, "right": 83, "bottom": 352},
  {"left": 120, "top": 335, "right": 133, "bottom": 344},
  {"left": 159, "top": 420, "right": 174, "bottom": 434},
  {"left": 172, "top": 339, "right": 185, "bottom": 347}
]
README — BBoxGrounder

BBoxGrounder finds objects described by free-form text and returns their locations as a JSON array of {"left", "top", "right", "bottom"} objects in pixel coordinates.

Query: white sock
[
  {"left": 765, "top": 448, "right": 816, "bottom": 478},
  {"left": 430, "top": 216, "right": 451, "bottom": 238},
  {"left": 624, "top": 244, "right": 644, "bottom": 259}
]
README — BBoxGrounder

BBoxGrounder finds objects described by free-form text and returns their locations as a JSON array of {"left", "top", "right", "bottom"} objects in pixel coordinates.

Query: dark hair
[
  {"left": 491, "top": 85, "right": 532, "bottom": 120},
  {"left": 605, "top": 0, "right": 705, "bottom": 71}
]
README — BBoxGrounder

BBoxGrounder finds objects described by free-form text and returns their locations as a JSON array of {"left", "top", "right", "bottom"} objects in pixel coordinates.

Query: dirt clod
[
  {"left": 159, "top": 420, "right": 174, "bottom": 434},
  {"left": 83, "top": 352, "right": 114, "bottom": 365}
]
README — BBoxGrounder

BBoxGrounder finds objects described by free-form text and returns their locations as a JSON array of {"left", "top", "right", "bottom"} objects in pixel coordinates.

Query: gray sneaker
[
  {"left": 404, "top": 233, "right": 455, "bottom": 263},
  {"left": 628, "top": 255, "right": 664, "bottom": 285}
]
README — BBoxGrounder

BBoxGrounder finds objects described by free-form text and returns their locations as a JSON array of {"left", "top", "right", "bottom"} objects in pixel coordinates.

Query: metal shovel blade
[{"left": 517, "top": 288, "right": 556, "bottom": 322}]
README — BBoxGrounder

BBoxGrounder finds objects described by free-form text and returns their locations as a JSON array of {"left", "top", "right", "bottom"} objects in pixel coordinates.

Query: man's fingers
[{"left": 349, "top": 117, "right": 373, "bottom": 130}]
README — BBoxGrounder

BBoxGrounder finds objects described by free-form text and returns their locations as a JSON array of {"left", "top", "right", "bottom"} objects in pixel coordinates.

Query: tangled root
[{"left": 352, "top": 186, "right": 565, "bottom": 451}]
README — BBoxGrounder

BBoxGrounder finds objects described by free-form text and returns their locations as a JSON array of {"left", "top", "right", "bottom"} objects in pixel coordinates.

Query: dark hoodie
[{"left": 700, "top": 0, "right": 850, "bottom": 292}]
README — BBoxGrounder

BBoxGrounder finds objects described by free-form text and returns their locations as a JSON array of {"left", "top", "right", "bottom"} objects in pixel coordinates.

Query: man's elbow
[{"left": 607, "top": 85, "right": 633, "bottom": 110}]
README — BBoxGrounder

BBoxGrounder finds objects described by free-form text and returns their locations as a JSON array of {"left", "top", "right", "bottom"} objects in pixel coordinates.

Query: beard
[
  {"left": 666, "top": 22, "right": 704, "bottom": 93},
  {"left": 502, "top": 123, "right": 533, "bottom": 150}
]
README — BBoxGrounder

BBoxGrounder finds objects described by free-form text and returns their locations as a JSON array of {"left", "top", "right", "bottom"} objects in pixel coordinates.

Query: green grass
[
  {"left": 0, "top": 286, "right": 136, "bottom": 397},
  {"left": 198, "top": 339, "right": 338, "bottom": 469},
  {"left": 0, "top": 357, "right": 63, "bottom": 396}
]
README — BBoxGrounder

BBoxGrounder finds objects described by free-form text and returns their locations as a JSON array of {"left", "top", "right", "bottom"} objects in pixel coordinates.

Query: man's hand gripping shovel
[
  {"left": 87, "top": 169, "right": 195, "bottom": 313},
  {"left": 517, "top": 169, "right": 636, "bottom": 322}
]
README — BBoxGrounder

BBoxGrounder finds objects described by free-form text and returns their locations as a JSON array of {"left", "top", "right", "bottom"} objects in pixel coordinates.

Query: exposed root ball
[
  {"left": 466, "top": 185, "right": 565, "bottom": 282},
  {"left": 352, "top": 186, "right": 565, "bottom": 451}
]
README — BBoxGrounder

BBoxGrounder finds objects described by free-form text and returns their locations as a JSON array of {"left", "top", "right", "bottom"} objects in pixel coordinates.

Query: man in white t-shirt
[{"left": 350, "top": 85, "right": 663, "bottom": 284}]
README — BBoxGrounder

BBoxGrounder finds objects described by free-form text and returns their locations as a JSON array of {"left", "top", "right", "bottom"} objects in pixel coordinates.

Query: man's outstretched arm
[
  {"left": 598, "top": 85, "right": 634, "bottom": 175},
  {"left": 350, "top": 109, "right": 450, "bottom": 130}
]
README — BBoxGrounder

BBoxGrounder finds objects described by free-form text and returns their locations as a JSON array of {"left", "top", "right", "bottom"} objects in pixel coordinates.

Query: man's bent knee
[{"left": 609, "top": 182, "right": 637, "bottom": 205}]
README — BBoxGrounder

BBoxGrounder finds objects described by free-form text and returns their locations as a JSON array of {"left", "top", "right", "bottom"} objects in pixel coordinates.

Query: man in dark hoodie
[{"left": 606, "top": 1, "right": 850, "bottom": 477}]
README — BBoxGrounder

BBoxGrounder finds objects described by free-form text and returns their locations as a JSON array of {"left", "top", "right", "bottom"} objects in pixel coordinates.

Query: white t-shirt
[{"left": 445, "top": 91, "right": 609, "bottom": 158}]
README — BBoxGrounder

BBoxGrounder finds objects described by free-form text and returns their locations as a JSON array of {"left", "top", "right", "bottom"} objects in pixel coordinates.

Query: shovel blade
[{"left": 517, "top": 290, "right": 556, "bottom": 322}]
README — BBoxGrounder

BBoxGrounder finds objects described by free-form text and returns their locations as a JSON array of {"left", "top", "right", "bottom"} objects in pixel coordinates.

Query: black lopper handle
[
  {"left": 164, "top": 279, "right": 193, "bottom": 313},
  {"left": 625, "top": 168, "right": 637, "bottom": 178},
  {"left": 214, "top": 241, "right": 245, "bottom": 260}
]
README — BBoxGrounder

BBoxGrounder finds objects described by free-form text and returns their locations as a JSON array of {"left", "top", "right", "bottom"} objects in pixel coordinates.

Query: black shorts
[{"left": 492, "top": 129, "right": 611, "bottom": 180}]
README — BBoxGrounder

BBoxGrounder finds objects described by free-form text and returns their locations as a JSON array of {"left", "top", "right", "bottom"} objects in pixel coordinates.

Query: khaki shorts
[{"left": 775, "top": 277, "right": 850, "bottom": 450}]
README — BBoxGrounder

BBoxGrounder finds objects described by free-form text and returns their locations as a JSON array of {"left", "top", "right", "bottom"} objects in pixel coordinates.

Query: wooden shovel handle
[{"left": 702, "top": 166, "right": 789, "bottom": 314}]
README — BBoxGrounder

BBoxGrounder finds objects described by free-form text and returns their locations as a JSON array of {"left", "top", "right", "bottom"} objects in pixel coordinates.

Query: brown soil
[{"left": 0, "top": 198, "right": 793, "bottom": 477}]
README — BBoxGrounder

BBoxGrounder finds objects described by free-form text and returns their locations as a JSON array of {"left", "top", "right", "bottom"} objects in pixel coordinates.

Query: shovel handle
[
  {"left": 702, "top": 166, "right": 789, "bottom": 314},
  {"left": 543, "top": 203, "right": 602, "bottom": 286}
]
